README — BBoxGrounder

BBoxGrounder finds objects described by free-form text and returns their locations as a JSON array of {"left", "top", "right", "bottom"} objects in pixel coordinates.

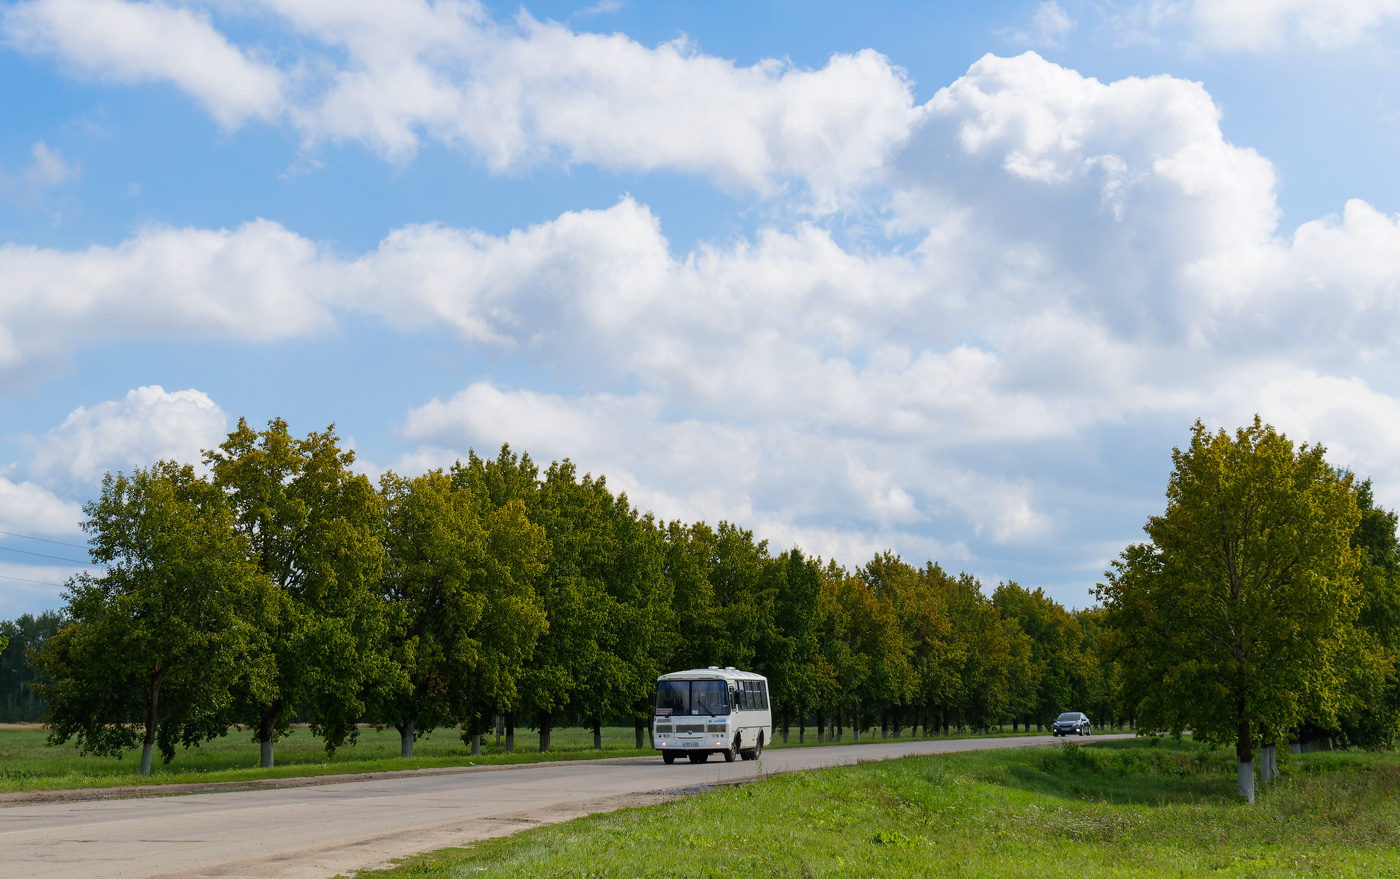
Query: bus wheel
[
  {"left": 688, "top": 752, "right": 708, "bottom": 764},
  {"left": 724, "top": 737, "right": 739, "bottom": 763},
  {"left": 753, "top": 734, "right": 763, "bottom": 759},
  {"left": 662, "top": 752, "right": 675, "bottom": 765}
]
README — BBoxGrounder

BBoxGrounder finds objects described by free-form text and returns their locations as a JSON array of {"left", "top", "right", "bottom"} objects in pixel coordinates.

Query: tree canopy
[{"left": 1097, "top": 417, "right": 1372, "bottom": 802}]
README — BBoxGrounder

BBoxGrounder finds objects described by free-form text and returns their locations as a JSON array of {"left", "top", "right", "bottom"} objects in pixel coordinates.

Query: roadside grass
[
  {"left": 0, "top": 722, "right": 1076, "bottom": 793},
  {"left": 354, "top": 739, "right": 1400, "bottom": 879}
]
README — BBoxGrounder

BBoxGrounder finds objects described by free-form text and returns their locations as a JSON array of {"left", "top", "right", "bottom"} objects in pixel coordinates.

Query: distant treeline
[
  {"left": 0, "top": 611, "right": 61, "bottom": 722},
  {"left": 17, "top": 418, "right": 1400, "bottom": 776}
]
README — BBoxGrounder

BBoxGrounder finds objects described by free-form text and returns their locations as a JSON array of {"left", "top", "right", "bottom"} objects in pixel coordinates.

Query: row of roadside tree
[{"left": 13, "top": 416, "right": 1400, "bottom": 780}]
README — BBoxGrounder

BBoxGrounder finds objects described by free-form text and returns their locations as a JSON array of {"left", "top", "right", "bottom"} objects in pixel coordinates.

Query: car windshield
[
  {"left": 655, "top": 680, "right": 729, "bottom": 716},
  {"left": 1056, "top": 713, "right": 1081, "bottom": 722}
]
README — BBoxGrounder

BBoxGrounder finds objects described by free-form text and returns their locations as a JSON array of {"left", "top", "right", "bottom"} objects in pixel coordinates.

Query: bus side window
[
  {"left": 741, "top": 682, "right": 752, "bottom": 711},
  {"left": 759, "top": 683, "right": 769, "bottom": 711}
]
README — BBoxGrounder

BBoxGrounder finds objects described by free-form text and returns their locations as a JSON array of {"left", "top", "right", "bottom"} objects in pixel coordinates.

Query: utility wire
[
  {"left": 0, "top": 529, "right": 90, "bottom": 550},
  {"left": 0, "top": 545, "right": 93, "bottom": 565},
  {"left": 0, "top": 572, "right": 65, "bottom": 588}
]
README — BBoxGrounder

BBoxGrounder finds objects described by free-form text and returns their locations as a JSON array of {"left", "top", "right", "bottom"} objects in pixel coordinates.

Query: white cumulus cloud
[
  {"left": 2, "top": 0, "right": 285, "bottom": 128},
  {"left": 3, "top": 0, "right": 920, "bottom": 204},
  {"left": 25, "top": 385, "right": 230, "bottom": 490}
]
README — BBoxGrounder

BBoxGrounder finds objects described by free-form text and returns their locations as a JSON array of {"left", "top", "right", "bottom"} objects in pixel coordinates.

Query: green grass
[
  {"left": 0, "top": 725, "right": 656, "bottom": 792},
  {"left": 353, "top": 739, "right": 1400, "bottom": 879},
  {"left": 0, "top": 721, "right": 1067, "bottom": 793}
]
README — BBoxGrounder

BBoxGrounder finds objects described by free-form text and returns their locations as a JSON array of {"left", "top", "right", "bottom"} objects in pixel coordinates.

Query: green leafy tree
[
  {"left": 660, "top": 520, "right": 730, "bottom": 671},
  {"left": 32, "top": 462, "right": 268, "bottom": 774},
  {"left": 942, "top": 573, "right": 1023, "bottom": 732},
  {"left": 761, "top": 548, "right": 826, "bottom": 742},
  {"left": 0, "top": 610, "right": 64, "bottom": 722},
  {"left": 993, "top": 582, "right": 1084, "bottom": 728},
  {"left": 450, "top": 444, "right": 543, "bottom": 750},
  {"left": 375, "top": 471, "right": 548, "bottom": 756},
  {"left": 1336, "top": 479, "right": 1400, "bottom": 748},
  {"left": 1097, "top": 417, "right": 1365, "bottom": 802},
  {"left": 205, "top": 418, "right": 400, "bottom": 766}
]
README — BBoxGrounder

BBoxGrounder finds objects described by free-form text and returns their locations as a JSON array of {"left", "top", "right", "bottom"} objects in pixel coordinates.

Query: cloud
[
  {"left": 3, "top": 1, "right": 919, "bottom": 205},
  {"left": 0, "top": 219, "right": 336, "bottom": 387},
  {"left": 6, "top": 50, "right": 1400, "bottom": 600},
  {"left": 0, "top": 141, "right": 80, "bottom": 211},
  {"left": 1119, "top": 0, "right": 1400, "bottom": 50},
  {"left": 0, "top": 477, "right": 85, "bottom": 535},
  {"left": 2, "top": 0, "right": 285, "bottom": 128},
  {"left": 1003, "top": 1, "right": 1076, "bottom": 49},
  {"left": 25, "top": 385, "right": 229, "bottom": 490}
]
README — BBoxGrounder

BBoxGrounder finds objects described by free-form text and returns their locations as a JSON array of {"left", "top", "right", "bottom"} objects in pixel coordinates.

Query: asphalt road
[{"left": 1, "top": 732, "right": 1133, "bottom": 878}]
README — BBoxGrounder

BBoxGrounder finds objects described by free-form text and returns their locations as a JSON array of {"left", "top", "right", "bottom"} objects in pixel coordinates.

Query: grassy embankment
[
  {"left": 355, "top": 739, "right": 1400, "bottom": 879},
  {"left": 0, "top": 722, "right": 1061, "bottom": 793}
]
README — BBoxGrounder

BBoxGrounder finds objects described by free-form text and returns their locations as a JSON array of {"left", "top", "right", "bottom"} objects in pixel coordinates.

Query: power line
[
  {"left": 0, "top": 529, "right": 90, "bottom": 550},
  {"left": 0, "top": 545, "right": 93, "bottom": 566},
  {"left": 0, "top": 573, "right": 65, "bottom": 588}
]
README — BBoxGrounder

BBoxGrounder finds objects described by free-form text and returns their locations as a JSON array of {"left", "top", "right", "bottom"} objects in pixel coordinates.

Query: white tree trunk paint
[
  {"left": 400, "top": 720, "right": 415, "bottom": 758},
  {"left": 1238, "top": 759, "right": 1255, "bottom": 803},
  {"left": 140, "top": 742, "right": 153, "bottom": 776},
  {"left": 471, "top": 733, "right": 481, "bottom": 756},
  {"left": 260, "top": 739, "right": 274, "bottom": 768},
  {"left": 1261, "top": 745, "right": 1276, "bottom": 783}
]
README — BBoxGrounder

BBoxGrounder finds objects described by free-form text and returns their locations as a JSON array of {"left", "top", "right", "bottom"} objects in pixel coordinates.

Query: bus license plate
[{"left": 681, "top": 742, "right": 698, "bottom": 747}]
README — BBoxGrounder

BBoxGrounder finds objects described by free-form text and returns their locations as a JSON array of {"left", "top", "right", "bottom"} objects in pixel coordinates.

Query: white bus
[{"left": 653, "top": 667, "right": 771, "bottom": 764}]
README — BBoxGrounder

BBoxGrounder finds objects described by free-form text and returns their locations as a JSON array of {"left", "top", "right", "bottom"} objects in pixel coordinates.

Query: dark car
[{"left": 1052, "top": 712, "right": 1091, "bottom": 736}]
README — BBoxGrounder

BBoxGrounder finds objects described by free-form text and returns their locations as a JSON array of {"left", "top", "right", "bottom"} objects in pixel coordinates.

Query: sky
[{"left": 2, "top": 0, "right": 1399, "bottom": 619}]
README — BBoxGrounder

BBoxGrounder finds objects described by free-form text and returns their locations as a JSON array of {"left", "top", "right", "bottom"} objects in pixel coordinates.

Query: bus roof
[{"left": 657, "top": 667, "right": 767, "bottom": 683}]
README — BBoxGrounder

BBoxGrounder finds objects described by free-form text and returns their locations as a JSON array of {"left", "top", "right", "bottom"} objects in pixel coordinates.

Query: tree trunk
[
  {"left": 471, "top": 732, "right": 481, "bottom": 756},
  {"left": 592, "top": 718, "right": 602, "bottom": 750},
  {"left": 799, "top": 710, "right": 805, "bottom": 744},
  {"left": 1237, "top": 720, "right": 1255, "bottom": 804},
  {"left": 817, "top": 711, "right": 825, "bottom": 744},
  {"left": 539, "top": 712, "right": 551, "bottom": 753},
  {"left": 836, "top": 707, "right": 844, "bottom": 743},
  {"left": 635, "top": 716, "right": 645, "bottom": 750},
  {"left": 397, "top": 719, "right": 415, "bottom": 758},
  {"left": 141, "top": 674, "right": 161, "bottom": 776},
  {"left": 259, "top": 704, "right": 279, "bottom": 768},
  {"left": 495, "top": 713, "right": 503, "bottom": 746},
  {"left": 853, "top": 705, "right": 860, "bottom": 743},
  {"left": 505, "top": 711, "right": 515, "bottom": 754}
]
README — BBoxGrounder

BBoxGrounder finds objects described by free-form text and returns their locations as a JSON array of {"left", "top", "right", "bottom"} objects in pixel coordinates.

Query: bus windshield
[{"left": 655, "top": 680, "right": 729, "bottom": 716}]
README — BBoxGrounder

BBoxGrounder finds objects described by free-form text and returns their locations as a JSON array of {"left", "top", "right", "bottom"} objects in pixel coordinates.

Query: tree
[
  {"left": 0, "top": 610, "right": 64, "bottom": 722},
  {"left": 1336, "top": 479, "right": 1400, "bottom": 748},
  {"left": 938, "top": 572, "right": 1023, "bottom": 733},
  {"left": 31, "top": 462, "right": 268, "bottom": 774},
  {"left": 450, "top": 444, "right": 543, "bottom": 751},
  {"left": 993, "top": 582, "right": 1084, "bottom": 728},
  {"left": 762, "top": 548, "right": 825, "bottom": 742},
  {"left": 205, "top": 418, "right": 400, "bottom": 766},
  {"left": 1097, "top": 417, "right": 1365, "bottom": 803},
  {"left": 374, "top": 471, "right": 548, "bottom": 756}
]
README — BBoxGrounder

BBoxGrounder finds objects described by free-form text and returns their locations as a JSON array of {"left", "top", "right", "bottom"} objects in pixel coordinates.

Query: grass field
[
  {"left": 0, "top": 721, "right": 1060, "bottom": 793},
  {"left": 354, "top": 739, "right": 1400, "bottom": 879}
]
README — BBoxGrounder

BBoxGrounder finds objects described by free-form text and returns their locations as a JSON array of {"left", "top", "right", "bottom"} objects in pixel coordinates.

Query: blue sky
[{"left": 2, "top": 0, "right": 1400, "bottom": 618}]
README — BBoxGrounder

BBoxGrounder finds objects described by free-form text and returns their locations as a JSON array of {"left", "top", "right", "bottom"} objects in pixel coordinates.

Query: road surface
[{"left": 1, "top": 733, "right": 1132, "bottom": 878}]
